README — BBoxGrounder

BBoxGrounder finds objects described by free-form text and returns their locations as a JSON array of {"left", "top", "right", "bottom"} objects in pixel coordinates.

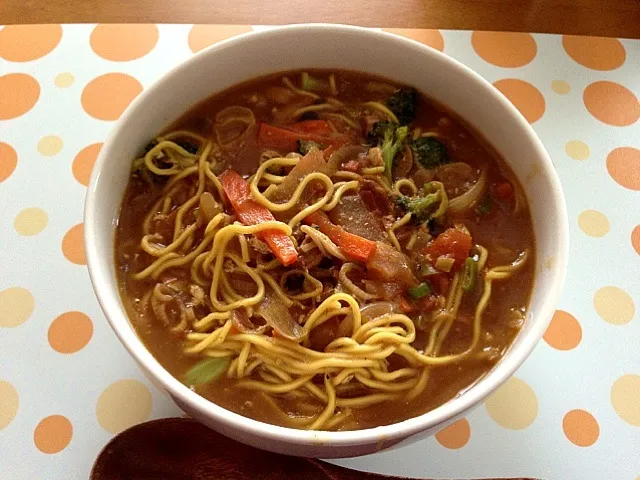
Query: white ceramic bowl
[{"left": 84, "top": 24, "right": 569, "bottom": 458}]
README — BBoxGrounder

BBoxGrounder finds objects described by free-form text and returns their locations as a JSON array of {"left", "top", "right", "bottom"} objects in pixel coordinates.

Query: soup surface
[{"left": 116, "top": 69, "right": 535, "bottom": 431}]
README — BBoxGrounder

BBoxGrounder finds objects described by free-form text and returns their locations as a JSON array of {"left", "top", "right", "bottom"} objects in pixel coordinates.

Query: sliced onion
[
  {"left": 199, "top": 192, "right": 221, "bottom": 223},
  {"left": 270, "top": 148, "right": 328, "bottom": 203},
  {"left": 264, "top": 86, "right": 297, "bottom": 104},
  {"left": 360, "top": 302, "right": 397, "bottom": 322},
  {"left": 230, "top": 309, "right": 267, "bottom": 335},
  {"left": 335, "top": 316, "right": 353, "bottom": 338},
  {"left": 436, "top": 162, "right": 474, "bottom": 179},
  {"left": 393, "top": 144, "right": 413, "bottom": 180},
  {"left": 326, "top": 145, "right": 367, "bottom": 175},
  {"left": 257, "top": 290, "right": 303, "bottom": 342},
  {"left": 448, "top": 168, "right": 487, "bottom": 215},
  {"left": 328, "top": 194, "right": 386, "bottom": 241},
  {"left": 366, "top": 242, "right": 419, "bottom": 287}
]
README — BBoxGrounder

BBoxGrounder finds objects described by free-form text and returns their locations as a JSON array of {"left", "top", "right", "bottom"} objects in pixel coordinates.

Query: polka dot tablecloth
[{"left": 0, "top": 24, "right": 638, "bottom": 480}]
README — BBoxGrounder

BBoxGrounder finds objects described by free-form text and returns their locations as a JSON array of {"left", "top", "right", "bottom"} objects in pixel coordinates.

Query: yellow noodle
[
  {"left": 388, "top": 213, "right": 412, "bottom": 252},
  {"left": 280, "top": 269, "right": 323, "bottom": 301},
  {"left": 293, "top": 103, "right": 340, "bottom": 118},
  {"left": 300, "top": 225, "right": 347, "bottom": 261},
  {"left": 322, "top": 181, "right": 359, "bottom": 211},
  {"left": 127, "top": 120, "right": 532, "bottom": 431},
  {"left": 338, "top": 263, "right": 377, "bottom": 301},
  {"left": 363, "top": 101, "right": 399, "bottom": 123},
  {"left": 308, "top": 376, "right": 336, "bottom": 430},
  {"left": 393, "top": 178, "right": 418, "bottom": 196},
  {"left": 282, "top": 76, "right": 319, "bottom": 99}
]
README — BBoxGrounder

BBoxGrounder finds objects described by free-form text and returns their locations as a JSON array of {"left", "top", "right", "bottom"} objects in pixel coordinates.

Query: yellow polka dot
[
  {"left": 485, "top": 377, "right": 538, "bottom": 429},
  {"left": 611, "top": 375, "right": 640, "bottom": 426},
  {"left": 54, "top": 72, "right": 74, "bottom": 88},
  {"left": 565, "top": 140, "right": 590, "bottom": 160},
  {"left": 594, "top": 286, "right": 635, "bottom": 325},
  {"left": 37, "top": 136, "right": 63, "bottom": 156},
  {"left": 0, "top": 287, "right": 34, "bottom": 328},
  {"left": 552, "top": 80, "right": 571, "bottom": 95},
  {"left": 96, "top": 380, "right": 152, "bottom": 434},
  {"left": 14, "top": 207, "right": 48, "bottom": 236},
  {"left": 0, "top": 381, "right": 19, "bottom": 430},
  {"left": 578, "top": 210, "right": 610, "bottom": 237}
]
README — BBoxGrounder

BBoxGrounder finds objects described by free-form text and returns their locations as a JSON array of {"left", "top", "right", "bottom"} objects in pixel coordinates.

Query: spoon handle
[{"left": 91, "top": 418, "right": 541, "bottom": 480}]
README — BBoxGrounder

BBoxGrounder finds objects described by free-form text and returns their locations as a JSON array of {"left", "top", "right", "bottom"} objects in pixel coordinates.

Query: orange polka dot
[
  {"left": 33, "top": 415, "right": 73, "bottom": 454},
  {"left": 48, "top": 311, "right": 93, "bottom": 354},
  {"left": 494, "top": 79, "right": 545, "bottom": 123},
  {"left": 472, "top": 31, "right": 537, "bottom": 68},
  {"left": 72, "top": 143, "right": 102, "bottom": 186},
  {"left": 606, "top": 147, "right": 640, "bottom": 191},
  {"left": 583, "top": 81, "right": 639, "bottom": 126},
  {"left": 562, "top": 409, "right": 599, "bottom": 447},
  {"left": 0, "top": 73, "right": 40, "bottom": 120},
  {"left": 0, "top": 25, "right": 63, "bottom": 62},
  {"left": 62, "top": 223, "right": 86, "bottom": 265},
  {"left": 81, "top": 73, "right": 142, "bottom": 121},
  {"left": 435, "top": 418, "right": 470, "bottom": 449},
  {"left": 563, "top": 36, "right": 626, "bottom": 71},
  {"left": 188, "top": 25, "right": 253, "bottom": 53},
  {"left": 91, "top": 24, "right": 159, "bottom": 61},
  {"left": 544, "top": 310, "right": 582, "bottom": 350},
  {"left": 632, "top": 226, "right": 640, "bottom": 256},
  {"left": 0, "top": 142, "right": 18, "bottom": 183},
  {"left": 384, "top": 29, "right": 444, "bottom": 51}
]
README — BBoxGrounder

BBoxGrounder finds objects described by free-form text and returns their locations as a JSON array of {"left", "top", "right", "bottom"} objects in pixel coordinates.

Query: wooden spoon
[{"left": 91, "top": 418, "right": 540, "bottom": 480}]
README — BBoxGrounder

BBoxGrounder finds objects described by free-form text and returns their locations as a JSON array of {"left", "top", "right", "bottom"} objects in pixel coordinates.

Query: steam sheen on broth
[{"left": 115, "top": 70, "right": 535, "bottom": 431}]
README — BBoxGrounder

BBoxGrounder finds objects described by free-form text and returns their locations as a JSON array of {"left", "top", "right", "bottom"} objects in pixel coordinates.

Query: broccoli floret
[
  {"left": 397, "top": 192, "right": 439, "bottom": 224},
  {"left": 143, "top": 140, "right": 158, "bottom": 153},
  {"left": 297, "top": 139, "right": 325, "bottom": 155},
  {"left": 369, "top": 121, "right": 409, "bottom": 182},
  {"left": 301, "top": 72, "right": 327, "bottom": 92},
  {"left": 176, "top": 140, "right": 199, "bottom": 155},
  {"left": 386, "top": 88, "right": 417, "bottom": 125},
  {"left": 410, "top": 136, "right": 449, "bottom": 169},
  {"left": 144, "top": 139, "right": 198, "bottom": 155},
  {"left": 299, "top": 111, "right": 320, "bottom": 121}
]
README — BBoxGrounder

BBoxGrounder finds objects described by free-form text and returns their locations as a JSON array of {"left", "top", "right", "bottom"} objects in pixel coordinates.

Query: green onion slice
[
  {"left": 461, "top": 257, "right": 478, "bottom": 293},
  {"left": 408, "top": 282, "right": 432, "bottom": 300},
  {"left": 184, "top": 357, "right": 230, "bottom": 386}
]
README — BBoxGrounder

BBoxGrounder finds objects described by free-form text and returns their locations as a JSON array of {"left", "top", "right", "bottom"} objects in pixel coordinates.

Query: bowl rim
[{"left": 84, "top": 23, "right": 569, "bottom": 447}]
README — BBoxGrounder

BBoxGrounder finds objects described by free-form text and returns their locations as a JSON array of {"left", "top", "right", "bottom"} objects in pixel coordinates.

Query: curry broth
[{"left": 116, "top": 69, "right": 535, "bottom": 430}]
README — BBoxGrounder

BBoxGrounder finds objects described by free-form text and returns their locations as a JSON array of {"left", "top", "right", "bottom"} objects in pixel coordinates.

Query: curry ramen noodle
[{"left": 116, "top": 70, "right": 535, "bottom": 431}]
